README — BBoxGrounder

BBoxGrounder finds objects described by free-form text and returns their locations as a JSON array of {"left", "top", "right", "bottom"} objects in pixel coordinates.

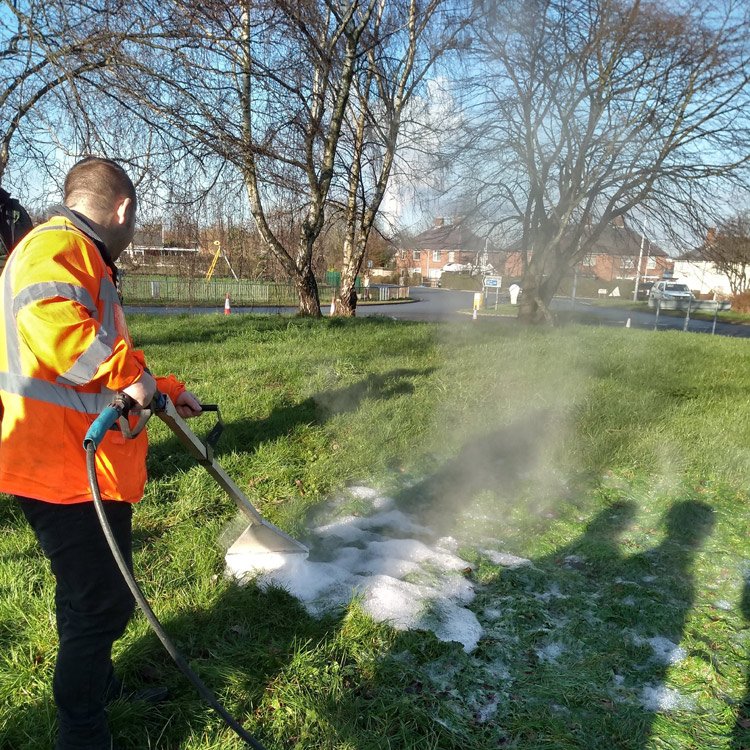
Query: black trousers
[{"left": 17, "top": 497, "right": 136, "bottom": 750}]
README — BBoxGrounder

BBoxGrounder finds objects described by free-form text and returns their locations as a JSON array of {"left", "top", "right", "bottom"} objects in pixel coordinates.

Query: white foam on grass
[
  {"left": 226, "top": 488, "right": 484, "bottom": 652},
  {"left": 535, "top": 640, "right": 566, "bottom": 663},
  {"left": 482, "top": 550, "right": 532, "bottom": 568},
  {"left": 640, "top": 684, "right": 694, "bottom": 712},
  {"left": 632, "top": 635, "right": 687, "bottom": 665}
]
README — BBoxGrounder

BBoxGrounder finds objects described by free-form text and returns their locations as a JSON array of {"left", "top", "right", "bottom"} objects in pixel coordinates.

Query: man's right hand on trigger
[{"left": 122, "top": 371, "right": 157, "bottom": 410}]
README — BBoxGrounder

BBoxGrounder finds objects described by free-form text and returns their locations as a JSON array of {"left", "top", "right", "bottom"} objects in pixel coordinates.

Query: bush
[
  {"left": 556, "top": 276, "right": 637, "bottom": 300},
  {"left": 731, "top": 290, "right": 750, "bottom": 314},
  {"left": 438, "top": 272, "right": 483, "bottom": 291}
]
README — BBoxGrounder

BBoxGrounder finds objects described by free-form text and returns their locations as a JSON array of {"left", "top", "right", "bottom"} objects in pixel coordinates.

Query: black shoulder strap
[{"left": 0, "top": 187, "right": 33, "bottom": 256}]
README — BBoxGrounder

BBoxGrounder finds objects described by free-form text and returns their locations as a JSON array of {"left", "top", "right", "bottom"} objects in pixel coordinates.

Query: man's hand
[
  {"left": 175, "top": 390, "right": 202, "bottom": 419},
  {"left": 122, "top": 371, "right": 157, "bottom": 410}
]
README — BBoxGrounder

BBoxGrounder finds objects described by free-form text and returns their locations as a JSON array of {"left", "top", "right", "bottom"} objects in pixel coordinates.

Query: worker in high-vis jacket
[{"left": 0, "top": 157, "right": 202, "bottom": 750}]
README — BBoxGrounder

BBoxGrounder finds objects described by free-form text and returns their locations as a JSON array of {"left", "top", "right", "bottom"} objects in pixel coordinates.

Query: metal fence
[
  {"left": 120, "top": 276, "right": 410, "bottom": 308},
  {"left": 122, "top": 276, "right": 308, "bottom": 307}
]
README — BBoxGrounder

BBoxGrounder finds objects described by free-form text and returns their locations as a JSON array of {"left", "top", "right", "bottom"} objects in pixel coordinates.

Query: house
[
  {"left": 124, "top": 226, "right": 200, "bottom": 259},
  {"left": 672, "top": 229, "right": 740, "bottom": 298},
  {"left": 396, "top": 218, "right": 503, "bottom": 282},
  {"left": 502, "top": 216, "right": 673, "bottom": 283}
]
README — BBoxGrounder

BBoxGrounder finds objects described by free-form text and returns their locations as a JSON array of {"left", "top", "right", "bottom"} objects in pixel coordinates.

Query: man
[{"left": 0, "top": 157, "right": 201, "bottom": 750}]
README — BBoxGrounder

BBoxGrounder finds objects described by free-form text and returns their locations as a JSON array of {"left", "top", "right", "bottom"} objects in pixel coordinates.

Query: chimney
[
  {"left": 706, "top": 227, "right": 716, "bottom": 246},
  {"left": 434, "top": 217, "right": 444, "bottom": 227}
]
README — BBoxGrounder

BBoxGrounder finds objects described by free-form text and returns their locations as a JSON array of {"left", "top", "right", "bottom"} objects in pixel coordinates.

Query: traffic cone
[
  {"left": 625, "top": 314, "right": 631, "bottom": 328},
  {"left": 224, "top": 293, "right": 230, "bottom": 315}
]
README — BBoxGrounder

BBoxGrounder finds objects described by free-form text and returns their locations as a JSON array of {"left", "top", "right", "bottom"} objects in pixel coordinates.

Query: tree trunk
[
  {"left": 517, "top": 252, "right": 566, "bottom": 325},
  {"left": 333, "top": 278, "right": 358, "bottom": 316},
  {"left": 294, "top": 265, "right": 322, "bottom": 317},
  {"left": 517, "top": 254, "right": 550, "bottom": 324},
  {"left": 333, "top": 233, "right": 360, "bottom": 317}
]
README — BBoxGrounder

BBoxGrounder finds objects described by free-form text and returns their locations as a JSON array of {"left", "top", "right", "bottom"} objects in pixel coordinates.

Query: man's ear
[{"left": 115, "top": 197, "right": 132, "bottom": 225}]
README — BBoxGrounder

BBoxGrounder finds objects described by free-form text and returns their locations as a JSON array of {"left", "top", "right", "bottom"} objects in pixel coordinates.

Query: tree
[
  {"left": 330, "top": 0, "right": 472, "bottom": 316},
  {"left": 104, "top": 0, "right": 382, "bottom": 316},
  {"left": 0, "top": 0, "right": 139, "bottom": 188},
  {"left": 457, "top": 0, "right": 750, "bottom": 323},
  {"left": 702, "top": 214, "right": 750, "bottom": 295}
]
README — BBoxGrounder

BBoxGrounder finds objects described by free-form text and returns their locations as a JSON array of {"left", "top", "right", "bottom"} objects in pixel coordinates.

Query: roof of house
[
  {"left": 503, "top": 221, "right": 668, "bottom": 257},
  {"left": 588, "top": 224, "right": 667, "bottom": 258},
  {"left": 674, "top": 248, "right": 705, "bottom": 262},
  {"left": 407, "top": 220, "right": 501, "bottom": 253}
]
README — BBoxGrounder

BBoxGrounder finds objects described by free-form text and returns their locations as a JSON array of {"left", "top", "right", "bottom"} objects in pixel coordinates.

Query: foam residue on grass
[
  {"left": 226, "top": 485, "right": 485, "bottom": 651},
  {"left": 634, "top": 635, "right": 687, "bottom": 665},
  {"left": 640, "top": 684, "right": 695, "bottom": 712}
]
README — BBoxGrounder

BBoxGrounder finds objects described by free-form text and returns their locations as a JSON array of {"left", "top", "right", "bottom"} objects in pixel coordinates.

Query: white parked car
[
  {"left": 650, "top": 281, "right": 695, "bottom": 302},
  {"left": 441, "top": 262, "right": 472, "bottom": 273}
]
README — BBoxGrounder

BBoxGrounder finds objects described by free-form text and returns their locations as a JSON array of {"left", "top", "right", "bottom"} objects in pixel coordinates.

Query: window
[
  {"left": 646, "top": 256, "right": 656, "bottom": 269},
  {"left": 413, "top": 250, "right": 421, "bottom": 261},
  {"left": 621, "top": 257, "right": 635, "bottom": 269},
  {"left": 449, "top": 251, "right": 455, "bottom": 263},
  {"left": 583, "top": 254, "right": 596, "bottom": 266},
  {"left": 400, "top": 249, "right": 406, "bottom": 260},
  {"left": 433, "top": 250, "right": 441, "bottom": 262}
]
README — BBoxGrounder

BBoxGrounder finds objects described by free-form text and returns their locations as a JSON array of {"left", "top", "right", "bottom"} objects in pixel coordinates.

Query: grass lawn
[{"left": 3, "top": 315, "right": 750, "bottom": 749}]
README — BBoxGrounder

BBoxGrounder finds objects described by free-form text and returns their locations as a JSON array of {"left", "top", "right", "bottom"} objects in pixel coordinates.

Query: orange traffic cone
[{"left": 224, "top": 293, "right": 231, "bottom": 315}]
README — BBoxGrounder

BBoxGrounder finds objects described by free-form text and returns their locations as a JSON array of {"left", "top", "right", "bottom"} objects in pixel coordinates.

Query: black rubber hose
[{"left": 85, "top": 443, "right": 269, "bottom": 750}]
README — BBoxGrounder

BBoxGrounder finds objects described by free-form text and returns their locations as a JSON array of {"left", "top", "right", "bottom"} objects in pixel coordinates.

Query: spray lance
[{"left": 83, "top": 392, "right": 271, "bottom": 750}]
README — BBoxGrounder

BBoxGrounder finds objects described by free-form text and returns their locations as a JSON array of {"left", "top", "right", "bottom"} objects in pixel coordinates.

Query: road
[
  {"left": 364, "top": 288, "right": 750, "bottom": 338},
  {"left": 125, "top": 286, "right": 750, "bottom": 339}
]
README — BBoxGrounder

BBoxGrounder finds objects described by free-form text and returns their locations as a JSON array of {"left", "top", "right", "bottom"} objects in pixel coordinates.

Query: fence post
[
  {"left": 654, "top": 299, "right": 660, "bottom": 331},
  {"left": 712, "top": 300, "right": 719, "bottom": 335},
  {"left": 683, "top": 299, "right": 691, "bottom": 332}
]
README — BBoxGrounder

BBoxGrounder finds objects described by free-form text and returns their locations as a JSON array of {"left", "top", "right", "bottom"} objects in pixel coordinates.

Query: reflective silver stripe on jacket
[
  {"left": 13, "top": 281, "right": 99, "bottom": 320},
  {"left": 1, "top": 223, "right": 122, "bottom": 409},
  {"left": 57, "top": 278, "right": 119, "bottom": 386},
  {"left": 0, "top": 371, "right": 114, "bottom": 414}
]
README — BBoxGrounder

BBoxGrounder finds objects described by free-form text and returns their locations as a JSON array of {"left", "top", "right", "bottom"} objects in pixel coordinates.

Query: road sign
[{"left": 483, "top": 275, "right": 502, "bottom": 288}]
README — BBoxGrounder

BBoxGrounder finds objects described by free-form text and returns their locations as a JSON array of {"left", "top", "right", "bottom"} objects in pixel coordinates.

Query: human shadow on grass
[
  {"left": 146, "top": 366, "right": 433, "bottom": 481},
  {"left": 102, "top": 580, "right": 336, "bottom": 750},
  {"left": 730, "top": 569, "right": 750, "bottom": 749},
  {"left": 458, "top": 499, "right": 715, "bottom": 748}
]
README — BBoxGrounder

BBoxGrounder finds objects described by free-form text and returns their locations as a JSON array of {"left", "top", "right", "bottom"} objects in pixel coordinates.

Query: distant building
[
  {"left": 673, "top": 228, "right": 739, "bottom": 298},
  {"left": 503, "top": 216, "right": 673, "bottom": 282},
  {"left": 125, "top": 227, "right": 199, "bottom": 258},
  {"left": 396, "top": 218, "right": 503, "bottom": 282}
]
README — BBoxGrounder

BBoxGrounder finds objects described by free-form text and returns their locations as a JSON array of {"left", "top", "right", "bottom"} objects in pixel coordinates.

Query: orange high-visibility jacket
[{"left": 0, "top": 211, "right": 185, "bottom": 503}]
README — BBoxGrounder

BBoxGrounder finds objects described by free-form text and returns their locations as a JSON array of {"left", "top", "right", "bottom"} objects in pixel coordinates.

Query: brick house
[
  {"left": 396, "top": 218, "right": 504, "bottom": 281},
  {"left": 502, "top": 217, "right": 673, "bottom": 282}
]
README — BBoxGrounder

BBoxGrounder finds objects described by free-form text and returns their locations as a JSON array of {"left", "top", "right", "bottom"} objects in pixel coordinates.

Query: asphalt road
[
  {"left": 364, "top": 288, "right": 750, "bottom": 338},
  {"left": 125, "top": 286, "right": 750, "bottom": 339}
]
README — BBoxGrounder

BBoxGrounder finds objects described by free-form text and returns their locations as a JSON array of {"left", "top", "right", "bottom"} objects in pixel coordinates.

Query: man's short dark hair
[{"left": 64, "top": 157, "right": 137, "bottom": 213}]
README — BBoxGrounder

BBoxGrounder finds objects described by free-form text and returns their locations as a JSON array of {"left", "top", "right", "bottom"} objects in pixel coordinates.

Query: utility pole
[{"left": 633, "top": 234, "right": 645, "bottom": 301}]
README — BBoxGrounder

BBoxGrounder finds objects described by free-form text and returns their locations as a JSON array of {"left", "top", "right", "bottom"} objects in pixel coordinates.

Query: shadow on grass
[
  {"left": 730, "top": 573, "right": 750, "bottom": 749},
  {"left": 146, "top": 367, "right": 434, "bottom": 481},
  {"left": 104, "top": 581, "right": 337, "bottom": 750},
  {"left": 462, "top": 499, "right": 716, "bottom": 748}
]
